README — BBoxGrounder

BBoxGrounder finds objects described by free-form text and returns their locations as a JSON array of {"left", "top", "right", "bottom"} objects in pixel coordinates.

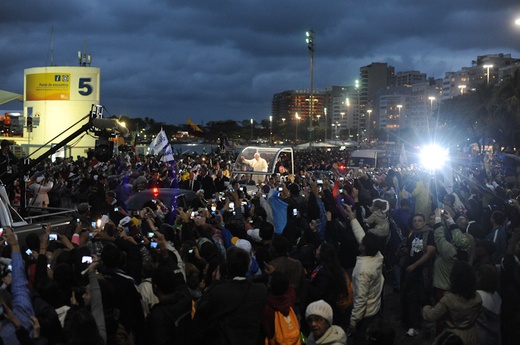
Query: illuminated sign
[{"left": 26, "top": 73, "right": 71, "bottom": 101}]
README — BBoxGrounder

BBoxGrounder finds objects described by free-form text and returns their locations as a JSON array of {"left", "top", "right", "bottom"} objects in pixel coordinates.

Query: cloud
[{"left": 1, "top": 1, "right": 520, "bottom": 122}]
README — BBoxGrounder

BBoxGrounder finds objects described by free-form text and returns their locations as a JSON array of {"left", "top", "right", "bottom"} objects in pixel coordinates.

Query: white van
[{"left": 347, "top": 149, "right": 388, "bottom": 169}]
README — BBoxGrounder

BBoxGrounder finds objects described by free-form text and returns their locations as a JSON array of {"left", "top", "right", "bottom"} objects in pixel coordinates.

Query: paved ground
[{"left": 346, "top": 273, "right": 436, "bottom": 345}]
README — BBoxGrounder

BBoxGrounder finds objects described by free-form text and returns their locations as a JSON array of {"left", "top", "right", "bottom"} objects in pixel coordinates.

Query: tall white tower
[{"left": 23, "top": 65, "right": 100, "bottom": 157}]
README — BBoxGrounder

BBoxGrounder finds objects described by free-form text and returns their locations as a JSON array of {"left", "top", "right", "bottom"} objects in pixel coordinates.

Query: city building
[
  {"left": 359, "top": 62, "right": 395, "bottom": 107},
  {"left": 395, "top": 70, "right": 427, "bottom": 87},
  {"left": 271, "top": 89, "right": 326, "bottom": 127},
  {"left": 323, "top": 85, "right": 361, "bottom": 141}
]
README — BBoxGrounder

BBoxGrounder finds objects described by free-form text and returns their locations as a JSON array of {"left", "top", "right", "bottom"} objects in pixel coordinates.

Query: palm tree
[
  {"left": 492, "top": 69, "right": 520, "bottom": 147},
  {"left": 470, "top": 83, "right": 496, "bottom": 153}
]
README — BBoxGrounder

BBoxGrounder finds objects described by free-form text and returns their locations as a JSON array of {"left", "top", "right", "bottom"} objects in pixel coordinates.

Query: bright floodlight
[{"left": 420, "top": 144, "right": 448, "bottom": 170}]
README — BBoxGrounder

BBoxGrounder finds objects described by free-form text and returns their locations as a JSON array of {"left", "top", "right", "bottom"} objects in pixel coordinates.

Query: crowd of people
[{"left": 0, "top": 143, "right": 519, "bottom": 345}]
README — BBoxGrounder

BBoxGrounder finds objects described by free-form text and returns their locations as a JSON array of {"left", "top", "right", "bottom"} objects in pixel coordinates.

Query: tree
[{"left": 492, "top": 69, "right": 520, "bottom": 147}]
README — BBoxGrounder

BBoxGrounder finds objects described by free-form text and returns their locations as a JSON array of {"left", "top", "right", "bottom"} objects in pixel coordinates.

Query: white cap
[
  {"left": 247, "top": 229, "right": 262, "bottom": 243},
  {"left": 305, "top": 299, "right": 333, "bottom": 325},
  {"left": 235, "top": 239, "right": 252, "bottom": 254}
]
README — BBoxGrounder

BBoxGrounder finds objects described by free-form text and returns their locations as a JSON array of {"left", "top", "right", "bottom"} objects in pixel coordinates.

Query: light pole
[
  {"left": 269, "top": 115, "right": 273, "bottom": 145},
  {"left": 483, "top": 64, "right": 493, "bottom": 85},
  {"left": 345, "top": 98, "right": 350, "bottom": 139},
  {"left": 316, "top": 115, "right": 321, "bottom": 140},
  {"left": 306, "top": 29, "right": 315, "bottom": 143},
  {"left": 357, "top": 113, "right": 363, "bottom": 143},
  {"left": 366, "top": 109, "right": 372, "bottom": 143},
  {"left": 250, "top": 118, "right": 253, "bottom": 142},
  {"left": 295, "top": 113, "right": 300, "bottom": 142},
  {"left": 428, "top": 97, "right": 435, "bottom": 111},
  {"left": 324, "top": 107, "right": 328, "bottom": 141},
  {"left": 332, "top": 122, "right": 340, "bottom": 145},
  {"left": 428, "top": 96, "right": 435, "bottom": 133},
  {"left": 281, "top": 118, "right": 286, "bottom": 141},
  {"left": 397, "top": 104, "right": 402, "bottom": 143}
]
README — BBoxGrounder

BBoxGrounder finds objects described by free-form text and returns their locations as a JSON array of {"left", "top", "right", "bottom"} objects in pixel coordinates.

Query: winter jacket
[
  {"left": 433, "top": 224, "right": 468, "bottom": 291},
  {"left": 349, "top": 219, "right": 385, "bottom": 328},
  {"left": 476, "top": 290, "right": 501, "bottom": 345},
  {"left": 193, "top": 279, "right": 267, "bottom": 345},
  {"left": 365, "top": 209, "right": 389, "bottom": 238},
  {"left": 423, "top": 292, "right": 482, "bottom": 345},
  {"left": 307, "top": 325, "right": 347, "bottom": 345},
  {"left": 145, "top": 286, "right": 193, "bottom": 345}
]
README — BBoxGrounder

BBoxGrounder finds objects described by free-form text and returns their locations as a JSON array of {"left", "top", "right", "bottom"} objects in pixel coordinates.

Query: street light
[
  {"left": 397, "top": 104, "right": 402, "bottom": 142},
  {"left": 483, "top": 64, "right": 493, "bottom": 85},
  {"left": 324, "top": 107, "right": 328, "bottom": 141},
  {"left": 366, "top": 109, "right": 372, "bottom": 143},
  {"left": 458, "top": 84, "right": 466, "bottom": 95},
  {"left": 295, "top": 113, "right": 300, "bottom": 142},
  {"left": 269, "top": 116, "right": 273, "bottom": 145},
  {"left": 306, "top": 29, "right": 315, "bottom": 143},
  {"left": 250, "top": 118, "right": 253, "bottom": 142},
  {"left": 345, "top": 98, "right": 350, "bottom": 138},
  {"left": 427, "top": 97, "right": 435, "bottom": 132},
  {"left": 332, "top": 122, "right": 340, "bottom": 144}
]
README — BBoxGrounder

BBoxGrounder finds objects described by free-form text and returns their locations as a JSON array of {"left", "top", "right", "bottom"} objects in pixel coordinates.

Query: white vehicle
[
  {"left": 347, "top": 149, "right": 388, "bottom": 169},
  {"left": 231, "top": 146, "right": 294, "bottom": 191}
]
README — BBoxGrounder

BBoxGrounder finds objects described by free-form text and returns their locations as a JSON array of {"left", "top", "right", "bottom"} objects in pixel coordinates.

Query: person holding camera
[{"left": 105, "top": 190, "right": 128, "bottom": 224}]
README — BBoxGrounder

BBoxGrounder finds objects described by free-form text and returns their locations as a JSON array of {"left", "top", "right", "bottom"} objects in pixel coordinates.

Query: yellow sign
[{"left": 26, "top": 73, "right": 71, "bottom": 101}]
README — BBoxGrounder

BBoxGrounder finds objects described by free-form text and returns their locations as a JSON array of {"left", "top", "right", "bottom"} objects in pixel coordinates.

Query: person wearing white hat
[
  {"left": 235, "top": 239, "right": 260, "bottom": 279},
  {"left": 241, "top": 152, "right": 268, "bottom": 184},
  {"left": 27, "top": 173, "right": 53, "bottom": 208},
  {"left": 305, "top": 300, "right": 347, "bottom": 345}
]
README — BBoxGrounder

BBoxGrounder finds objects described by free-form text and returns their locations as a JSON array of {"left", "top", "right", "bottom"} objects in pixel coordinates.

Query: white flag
[
  {"left": 150, "top": 129, "right": 168, "bottom": 154},
  {"left": 161, "top": 144, "right": 174, "bottom": 162}
]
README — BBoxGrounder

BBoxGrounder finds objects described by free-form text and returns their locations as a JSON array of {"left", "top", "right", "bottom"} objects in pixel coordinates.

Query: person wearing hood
[
  {"left": 423, "top": 260, "right": 482, "bottom": 345},
  {"left": 261, "top": 272, "right": 298, "bottom": 342},
  {"left": 305, "top": 300, "right": 347, "bottom": 345},
  {"left": 344, "top": 202, "right": 384, "bottom": 345}
]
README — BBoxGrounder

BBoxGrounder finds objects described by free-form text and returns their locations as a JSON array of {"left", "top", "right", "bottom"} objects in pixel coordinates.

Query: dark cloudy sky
[{"left": 1, "top": 1, "right": 520, "bottom": 125}]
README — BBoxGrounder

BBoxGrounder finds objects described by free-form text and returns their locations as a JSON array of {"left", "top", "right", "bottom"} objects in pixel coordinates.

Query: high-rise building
[
  {"left": 271, "top": 89, "right": 325, "bottom": 125},
  {"left": 360, "top": 62, "right": 395, "bottom": 106},
  {"left": 395, "top": 71, "right": 427, "bottom": 87},
  {"left": 323, "top": 85, "right": 360, "bottom": 140},
  {"left": 442, "top": 70, "right": 471, "bottom": 100},
  {"left": 472, "top": 53, "right": 520, "bottom": 86}
]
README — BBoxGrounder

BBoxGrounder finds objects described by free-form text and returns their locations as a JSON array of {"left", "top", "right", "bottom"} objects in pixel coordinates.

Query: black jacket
[
  {"left": 192, "top": 279, "right": 267, "bottom": 345},
  {"left": 145, "top": 286, "right": 193, "bottom": 345}
]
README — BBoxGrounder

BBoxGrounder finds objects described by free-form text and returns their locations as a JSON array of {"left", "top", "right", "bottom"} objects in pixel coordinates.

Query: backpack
[
  {"left": 335, "top": 270, "right": 354, "bottom": 310},
  {"left": 267, "top": 307, "right": 301, "bottom": 345}
]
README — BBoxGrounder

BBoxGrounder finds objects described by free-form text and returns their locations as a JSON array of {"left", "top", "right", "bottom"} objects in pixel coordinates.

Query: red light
[
  {"left": 152, "top": 188, "right": 159, "bottom": 197},
  {"left": 339, "top": 165, "right": 345, "bottom": 170}
]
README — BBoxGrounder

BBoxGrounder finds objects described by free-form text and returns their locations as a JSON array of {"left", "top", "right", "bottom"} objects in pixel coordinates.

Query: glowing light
[
  {"left": 152, "top": 187, "right": 159, "bottom": 197},
  {"left": 420, "top": 145, "right": 448, "bottom": 170}
]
